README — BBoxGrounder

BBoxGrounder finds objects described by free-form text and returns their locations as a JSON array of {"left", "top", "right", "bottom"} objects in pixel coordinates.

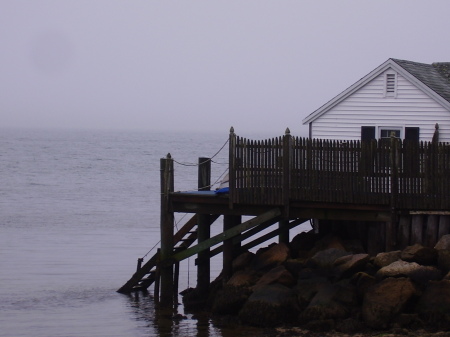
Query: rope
[{"left": 172, "top": 138, "right": 229, "bottom": 167}]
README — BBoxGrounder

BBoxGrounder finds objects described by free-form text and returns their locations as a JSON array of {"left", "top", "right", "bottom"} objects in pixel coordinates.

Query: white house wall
[{"left": 310, "top": 70, "right": 450, "bottom": 142}]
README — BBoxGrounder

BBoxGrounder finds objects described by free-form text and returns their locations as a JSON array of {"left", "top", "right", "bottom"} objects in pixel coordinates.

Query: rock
[
  {"left": 299, "top": 281, "right": 357, "bottom": 322},
  {"left": 212, "top": 285, "right": 252, "bottom": 315},
  {"left": 362, "top": 277, "right": 419, "bottom": 329},
  {"left": 401, "top": 243, "right": 438, "bottom": 266},
  {"left": 251, "top": 243, "right": 290, "bottom": 271},
  {"left": 294, "top": 276, "right": 330, "bottom": 309},
  {"left": 351, "top": 272, "right": 376, "bottom": 302},
  {"left": 333, "top": 253, "right": 370, "bottom": 279},
  {"left": 309, "top": 234, "right": 347, "bottom": 256},
  {"left": 289, "top": 230, "right": 317, "bottom": 257},
  {"left": 376, "top": 261, "right": 442, "bottom": 285},
  {"left": 284, "top": 258, "right": 307, "bottom": 278},
  {"left": 437, "top": 249, "right": 450, "bottom": 273},
  {"left": 308, "top": 247, "right": 351, "bottom": 270},
  {"left": 373, "top": 251, "right": 402, "bottom": 268},
  {"left": 252, "top": 265, "right": 295, "bottom": 290},
  {"left": 232, "top": 251, "right": 254, "bottom": 272},
  {"left": 304, "top": 319, "right": 335, "bottom": 332},
  {"left": 227, "top": 269, "right": 259, "bottom": 287},
  {"left": 335, "top": 317, "right": 366, "bottom": 334},
  {"left": 416, "top": 280, "right": 450, "bottom": 329},
  {"left": 238, "top": 283, "right": 299, "bottom": 327},
  {"left": 435, "top": 234, "right": 450, "bottom": 250}
]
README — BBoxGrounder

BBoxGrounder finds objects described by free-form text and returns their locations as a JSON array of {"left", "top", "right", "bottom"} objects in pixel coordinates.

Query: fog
[{"left": 1, "top": 1, "right": 449, "bottom": 136}]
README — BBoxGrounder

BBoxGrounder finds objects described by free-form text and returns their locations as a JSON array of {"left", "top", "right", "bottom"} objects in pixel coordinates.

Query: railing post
[
  {"left": 197, "top": 157, "right": 211, "bottom": 297},
  {"left": 160, "top": 153, "right": 174, "bottom": 307},
  {"left": 229, "top": 127, "right": 236, "bottom": 209},
  {"left": 282, "top": 128, "right": 292, "bottom": 218},
  {"left": 387, "top": 135, "right": 399, "bottom": 251}
]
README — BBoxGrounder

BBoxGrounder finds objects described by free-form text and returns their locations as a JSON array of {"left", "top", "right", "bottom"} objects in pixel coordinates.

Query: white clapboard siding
[{"left": 311, "top": 70, "right": 450, "bottom": 142}]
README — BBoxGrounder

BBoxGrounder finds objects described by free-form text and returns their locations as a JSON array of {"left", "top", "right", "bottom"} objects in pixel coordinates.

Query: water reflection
[{"left": 124, "top": 291, "right": 270, "bottom": 337}]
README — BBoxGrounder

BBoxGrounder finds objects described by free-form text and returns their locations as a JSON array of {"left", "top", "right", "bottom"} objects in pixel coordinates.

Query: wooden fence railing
[{"left": 228, "top": 129, "right": 450, "bottom": 210}]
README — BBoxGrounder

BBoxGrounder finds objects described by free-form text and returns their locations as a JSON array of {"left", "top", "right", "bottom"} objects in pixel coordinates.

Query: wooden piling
[
  {"left": 160, "top": 154, "right": 174, "bottom": 307},
  {"left": 278, "top": 220, "right": 290, "bottom": 244},
  {"left": 411, "top": 215, "right": 424, "bottom": 245},
  {"left": 197, "top": 157, "right": 211, "bottom": 296},
  {"left": 223, "top": 215, "right": 240, "bottom": 281}
]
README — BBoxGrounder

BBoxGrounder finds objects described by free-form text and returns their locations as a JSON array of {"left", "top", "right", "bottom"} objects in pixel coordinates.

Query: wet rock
[
  {"left": 437, "top": 249, "right": 450, "bottom": 273},
  {"left": 362, "top": 277, "right": 419, "bottom": 329},
  {"left": 299, "top": 281, "right": 356, "bottom": 322},
  {"left": 303, "top": 319, "right": 335, "bottom": 332},
  {"left": 376, "top": 261, "right": 442, "bottom": 285},
  {"left": 335, "top": 317, "right": 366, "bottom": 334},
  {"left": 416, "top": 280, "right": 450, "bottom": 330},
  {"left": 435, "top": 234, "right": 450, "bottom": 250},
  {"left": 232, "top": 251, "right": 254, "bottom": 272},
  {"left": 308, "top": 247, "right": 351, "bottom": 270},
  {"left": 294, "top": 276, "right": 329, "bottom": 309},
  {"left": 251, "top": 243, "right": 290, "bottom": 271},
  {"left": 401, "top": 243, "right": 438, "bottom": 266},
  {"left": 238, "top": 283, "right": 299, "bottom": 327},
  {"left": 284, "top": 258, "right": 307, "bottom": 278},
  {"left": 252, "top": 265, "right": 295, "bottom": 290},
  {"left": 333, "top": 253, "right": 370, "bottom": 279},
  {"left": 289, "top": 230, "right": 317, "bottom": 258},
  {"left": 227, "top": 269, "right": 259, "bottom": 288},
  {"left": 373, "top": 250, "right": 402, "bottom": 268},
  {"left": 212, "top": 285, "right": 252, "bottom": 315},
  {"left": 351, "top": 272, "right": 376, "bottom": 302}
]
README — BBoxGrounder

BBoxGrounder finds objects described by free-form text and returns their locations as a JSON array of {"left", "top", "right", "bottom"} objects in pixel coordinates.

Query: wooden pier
[{"left": 118, "top": 127, "right": 450, "bottom": 307}]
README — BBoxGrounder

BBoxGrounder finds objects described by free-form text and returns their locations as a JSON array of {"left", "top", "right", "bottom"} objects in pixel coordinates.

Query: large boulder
[
  {"left": 294, "top": 276, "right": 330, "bottom": 310},
  {"left": 299, "top": 280, "right": 357, "bottom": 322},
  {"left": 227, "top": 269, "right": 259, "bottom": 288},
  {"left": 351, "top": 272, "right": 376, "bottom": 302},
  {"left": 416, "top": 280, "right": 450, "bottom": 329},
  {"left": 435, "top": 234, "right": 450, "bottom": 250},
  {"left": 251, "top": 243, "right": 290, "bottom": 271},
  {"left": 362, "top": 277, "right": 420, "bottom": 329},
  {"left": 252, "top": 265, "right": 295, "bottom": 290},
  {"left": 438, "top": 250, "right": 450, "bottom": 273},
  {"left": 376, "top": 261, "right": 442, "bottom": 285},
  {"left": 211, "top": 285, "right": 252, "bottom": 315},
  {"left": 333, "top": 253, "right": 370, "bottom": 279},
  {"left": 238, "top": 283, "right": 299, "bottom": 327},
  {"left": 289, "top": 230, "right": 317, "bottom": 258},
  {"left": 308, "top": 248, "right": 351, "bottom": 270},
  {"left": 373, "top": 250, "right": 402, "bottom": 268},
  {"left": 232, "top": 251, "right": 254, "bottom": 272},
  {"left": 401, "top": 244, "right": 437, "bottom": 266}
]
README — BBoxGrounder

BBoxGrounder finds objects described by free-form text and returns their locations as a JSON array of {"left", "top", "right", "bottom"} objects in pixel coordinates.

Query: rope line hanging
[{"left": 172, "top": 138, "right": 229, "bottom": 167}]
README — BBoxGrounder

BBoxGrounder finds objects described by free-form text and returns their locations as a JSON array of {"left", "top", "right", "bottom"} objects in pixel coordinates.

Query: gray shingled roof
[{"left": 392, "top": 59, "right": 450, "bottom": 103}]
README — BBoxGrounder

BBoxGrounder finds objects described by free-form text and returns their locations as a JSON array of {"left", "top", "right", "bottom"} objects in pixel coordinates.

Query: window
[
  {"left": 380, "top": 128, "right": 401, "bottom": 139},
  {"left": 385, "top": 73, "right": 397, "bottom": 97}
]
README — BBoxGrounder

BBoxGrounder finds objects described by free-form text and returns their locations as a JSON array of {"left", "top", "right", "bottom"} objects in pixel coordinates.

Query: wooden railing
[{"left": 229, "top": 129, "right": 450, "bottom": 210}]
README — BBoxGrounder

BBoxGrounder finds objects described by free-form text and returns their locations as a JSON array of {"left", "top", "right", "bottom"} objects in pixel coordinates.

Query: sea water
[{"left": 0, "top": 128, "right": 307, "bottom": 337}]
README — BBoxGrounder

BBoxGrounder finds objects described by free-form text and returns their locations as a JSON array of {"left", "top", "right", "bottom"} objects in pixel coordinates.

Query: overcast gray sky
[{"left": 1, "top": 1, "right": 449, "bottom": 135}]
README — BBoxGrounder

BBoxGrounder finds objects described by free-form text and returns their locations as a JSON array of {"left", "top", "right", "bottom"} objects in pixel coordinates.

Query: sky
[{"left": 1, "top": 1, "right": 450, "bottom": 136}]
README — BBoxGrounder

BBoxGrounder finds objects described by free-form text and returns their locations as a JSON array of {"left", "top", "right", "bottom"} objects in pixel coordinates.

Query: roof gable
[{"left": 303, "top": 59, "right": 450, "bottom": 125}]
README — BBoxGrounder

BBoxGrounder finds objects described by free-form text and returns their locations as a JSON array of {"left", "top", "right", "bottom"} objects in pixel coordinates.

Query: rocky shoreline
[{"left": 181, "top": 230, "right": 450, "bottom": 334}]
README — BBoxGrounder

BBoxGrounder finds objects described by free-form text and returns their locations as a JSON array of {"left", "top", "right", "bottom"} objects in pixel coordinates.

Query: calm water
[{"left": 1, "top": 128, "right": 294, "bottom": 337}]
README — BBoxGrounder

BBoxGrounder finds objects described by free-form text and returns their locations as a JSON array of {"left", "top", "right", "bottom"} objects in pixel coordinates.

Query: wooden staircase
[
  {"left": 117, "top": 214, "right": 219, "bottom": 293},
  {"left": 117, "top": 208, "right": 304, "bottom": 294}
]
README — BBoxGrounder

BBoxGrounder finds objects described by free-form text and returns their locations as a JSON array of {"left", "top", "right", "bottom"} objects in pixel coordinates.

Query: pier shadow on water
[{"left": 125, "top": 291, "right": 271, "bottom": 337}]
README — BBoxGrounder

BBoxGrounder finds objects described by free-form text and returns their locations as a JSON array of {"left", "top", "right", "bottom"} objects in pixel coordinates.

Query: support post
[
  {"left": 223, "top": 215, "right": 240, "bottom": 281},
  {"left": 278, "top": 219, "right": 290, "bottom": 244},
  {"left": 160, "top": 154, "right": 174, "bottom": 307},
  {"left": 387, "top": 135, "right": 399, "bottom": 251},
  {"left": 282, "top": 128, "right": 292, "bottom": 218},
  {"left": 197, "top": 157, "right": 211, "bottom": 296},
  {"left": 228, "top": 127, "right": 236, "bottom": 209}
]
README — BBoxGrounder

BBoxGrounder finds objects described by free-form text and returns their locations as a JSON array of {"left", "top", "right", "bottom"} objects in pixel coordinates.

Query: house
[{"left": 302, "top": 59, "right": 450, "bottom": 142}]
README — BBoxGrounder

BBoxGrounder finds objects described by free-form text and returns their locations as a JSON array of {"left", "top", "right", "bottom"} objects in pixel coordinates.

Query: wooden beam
[{"left": 166, "top": 208, "right": 281, "bottom": 263}]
